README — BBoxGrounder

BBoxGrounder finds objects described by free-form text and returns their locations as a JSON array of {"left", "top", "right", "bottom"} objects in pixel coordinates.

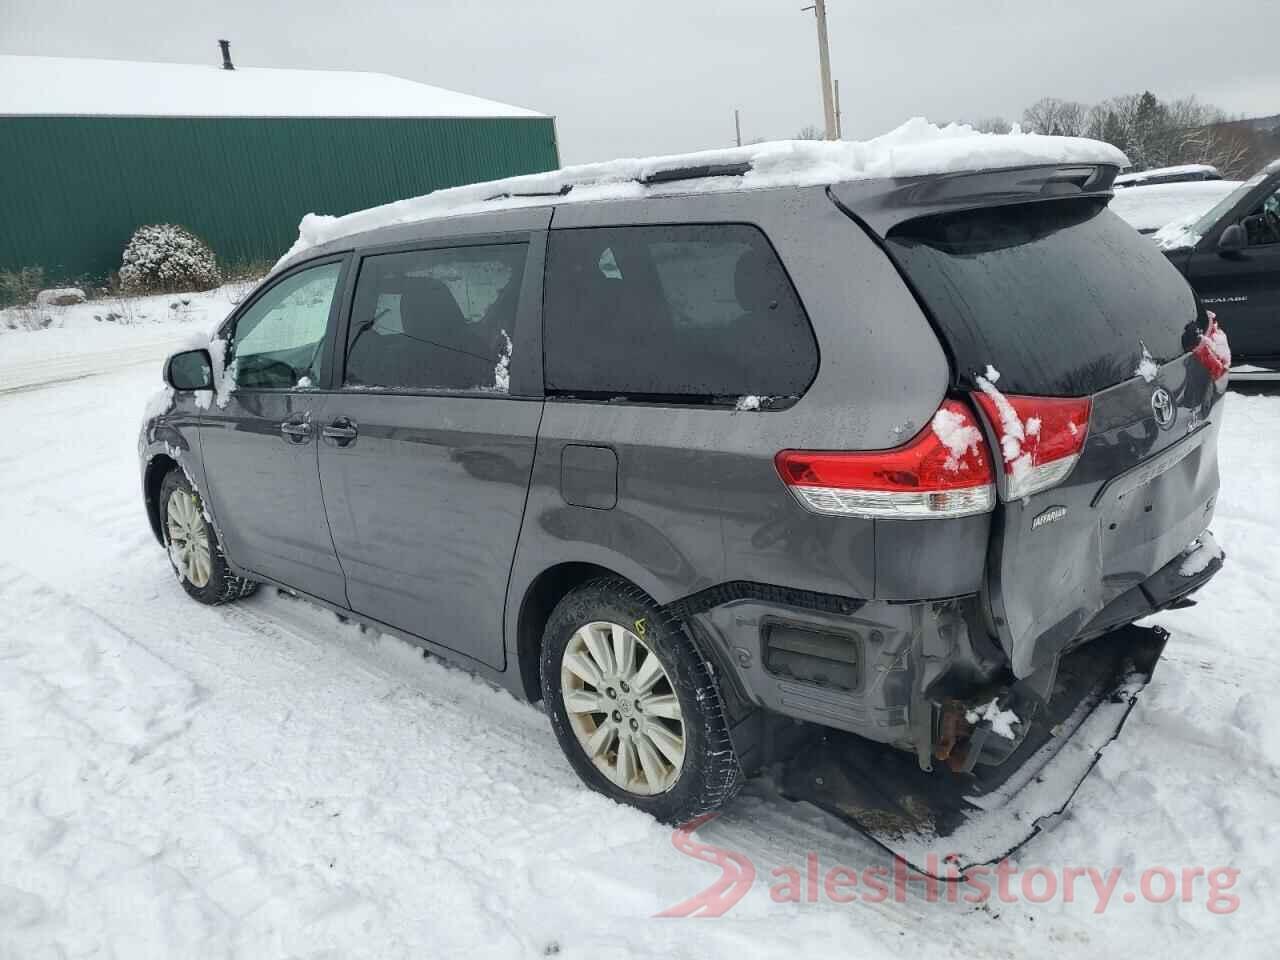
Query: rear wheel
[
  {"left": 159, "top": 468, "right": 257, "bottom": 605},
  {"left": 540, "top": 577, "right": 741, "bottom": 823}
]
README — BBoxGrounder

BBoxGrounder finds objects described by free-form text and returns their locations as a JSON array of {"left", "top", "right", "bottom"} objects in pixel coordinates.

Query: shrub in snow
[
  {"left": 119, "top": 224, "right": 222, "bottom": 293},
  {"left": 0, "top": 267, "right": 44, "bottom": 309}
]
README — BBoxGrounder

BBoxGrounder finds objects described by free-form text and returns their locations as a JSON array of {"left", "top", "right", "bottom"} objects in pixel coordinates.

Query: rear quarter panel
[{"left": 505, "top": 186, "right": 955, "bottom": 670}]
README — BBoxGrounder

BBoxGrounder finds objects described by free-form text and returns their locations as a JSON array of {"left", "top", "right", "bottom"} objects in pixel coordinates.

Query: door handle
[
  {"left": 321, "top": 417, "right": 359, "bottom": 446},
  {"left": 280, "top": 417, "right": 312, "bottom": 442}
]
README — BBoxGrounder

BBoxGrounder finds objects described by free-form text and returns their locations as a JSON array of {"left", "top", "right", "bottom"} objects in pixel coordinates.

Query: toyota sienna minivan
[{"left": 140, "top": 147, "right": 1227, "bottom": 826}]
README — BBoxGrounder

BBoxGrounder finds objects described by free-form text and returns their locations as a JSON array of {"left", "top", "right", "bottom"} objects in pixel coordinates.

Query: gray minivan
[{"left": 140, "top": 156, "right": 1226, "bottom": 826}]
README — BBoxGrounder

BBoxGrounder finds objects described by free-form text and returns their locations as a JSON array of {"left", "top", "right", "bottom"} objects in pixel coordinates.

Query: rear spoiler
[{"left": 830, "top": 163, "right": 1121, "bottom": 238}]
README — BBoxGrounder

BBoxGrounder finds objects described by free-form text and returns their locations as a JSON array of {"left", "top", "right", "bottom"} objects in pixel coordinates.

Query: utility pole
[
  {"left": 734, "top": 108, "right": 742, "bottom": 147},
  {"left": 803, "top": 1, "right": 837, "bottom": 140},
  {"left": 834, "top": 79, "right": 843, "bottom": 139}
]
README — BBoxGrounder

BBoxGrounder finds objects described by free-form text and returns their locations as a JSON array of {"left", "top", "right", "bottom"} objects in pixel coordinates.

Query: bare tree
[
  {"left": 973, "top": 116, "right": 1012, "bottom": 134},
  {"left": 1021, "top": 97, "right": 1088, "bottom": 136},
  {"left": 794, "top": 124, "right": 824, "bottom": 141}
]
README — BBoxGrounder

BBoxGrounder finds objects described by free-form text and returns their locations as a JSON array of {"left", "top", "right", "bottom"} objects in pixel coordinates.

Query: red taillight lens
[
  {"left": 970, "top": 390, "right": 1091, "bottom": 501},
  {"left": 775, "top": 399, "right": 995, "bottom": 519},
  {"left": 1193, "top": 312, "right": 1231, "bottom": 383}
]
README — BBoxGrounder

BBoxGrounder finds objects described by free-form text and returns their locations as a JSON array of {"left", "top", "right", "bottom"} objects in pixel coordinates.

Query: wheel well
[
  {"left": 515, "top": 561, "right": 619, "bottom": 702},
  {"left": 144, "top": 455, "right": 178, "bottom": 544}
]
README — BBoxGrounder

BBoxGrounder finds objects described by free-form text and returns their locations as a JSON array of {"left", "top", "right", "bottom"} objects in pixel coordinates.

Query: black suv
[
  {"left": 1158, "top": 157, "right": 1280, "bottom": 376},
  {"left": 141, "top": 156, "right": 1226, "bottom": 826}
]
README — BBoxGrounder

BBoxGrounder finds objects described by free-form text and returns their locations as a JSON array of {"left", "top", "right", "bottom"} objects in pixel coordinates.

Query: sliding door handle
[{"left": 322, "top": 417, "right": 359, "bottom": 446}]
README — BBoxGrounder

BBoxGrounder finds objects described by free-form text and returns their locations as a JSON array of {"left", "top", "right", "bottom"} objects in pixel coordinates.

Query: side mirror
[
  {"left": 1218, "top": 223, "right": 1247, "bottom": 253},
  {"left": 165, "top": 348, "right": 213, "bottom": 391}
]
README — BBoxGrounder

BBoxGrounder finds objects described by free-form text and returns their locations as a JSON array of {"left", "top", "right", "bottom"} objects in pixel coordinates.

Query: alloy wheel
[
  {"left": 560, "top": 620, "right": 686, "bottom": 795},
  {"left": 166, "top": 488, "right": 212, "bottom": 588}
]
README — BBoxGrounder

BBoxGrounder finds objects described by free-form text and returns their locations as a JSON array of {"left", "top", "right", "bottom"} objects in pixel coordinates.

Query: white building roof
[{"left": 0, "top": 54, "right": 547, "bottom": 119}]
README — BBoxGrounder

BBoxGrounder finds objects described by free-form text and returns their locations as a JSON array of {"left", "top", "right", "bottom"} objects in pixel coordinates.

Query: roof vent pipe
[{"left": 218, "top": 40, "right": 234, "bottom": 70}]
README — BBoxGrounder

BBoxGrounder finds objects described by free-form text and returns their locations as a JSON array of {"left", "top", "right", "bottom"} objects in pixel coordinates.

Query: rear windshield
[{"left": 886, "top": 198, "right": 1202, "bottom": 395}]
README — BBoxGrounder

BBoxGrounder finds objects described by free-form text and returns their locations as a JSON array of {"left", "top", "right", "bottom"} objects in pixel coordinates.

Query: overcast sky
[{"left": 2, "top": 0, "right": 1275, "bottom": 164}]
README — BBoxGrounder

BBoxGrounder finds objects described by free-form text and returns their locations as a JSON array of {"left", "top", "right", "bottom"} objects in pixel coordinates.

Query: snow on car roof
[
  {"left": 278, "top": 118, "right": 1129, "bottom": 267},
  {"left": 0, "top": 54, "right": 546, "bottom": 119},
  {"left": 1109, "top": 179, "right": 1242, "bottom": 233}
]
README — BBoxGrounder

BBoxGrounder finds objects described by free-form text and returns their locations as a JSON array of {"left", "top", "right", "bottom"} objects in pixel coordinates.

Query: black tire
[
  {"left": 159, "top": 468, "right": 258, "bottom": 605},
  {"left": 540, "top": 577, "right": 742, "bottom": 823}
]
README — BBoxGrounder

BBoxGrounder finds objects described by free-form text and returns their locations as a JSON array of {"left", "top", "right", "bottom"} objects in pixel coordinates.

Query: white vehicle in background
[
  {"left": 1110, "top": 178, "right": 1242, "bottom": 234},
  {"left": 1114, "top": 162, "right": 1222, "bottom": 187}
]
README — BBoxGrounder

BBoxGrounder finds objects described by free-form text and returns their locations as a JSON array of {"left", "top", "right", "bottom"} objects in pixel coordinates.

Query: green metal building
[{"left": 0, "top": 53, "right": 560, "bottom": 284}]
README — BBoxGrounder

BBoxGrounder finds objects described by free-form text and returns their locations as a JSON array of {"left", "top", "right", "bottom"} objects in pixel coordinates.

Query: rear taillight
[
  {"left": 970, "top": 390, "right": 1092, "bottom": 501},
  {"left": 775, "top": 399, "right": 995, "bottom": 519},
  {"left": 1193, "top": 311, "right": 1231, "bottom": 384}
]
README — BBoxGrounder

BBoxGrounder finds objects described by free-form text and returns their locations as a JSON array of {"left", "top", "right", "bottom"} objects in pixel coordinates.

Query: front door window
[{"left": 228, "top": 262, "right": 343, "bottom": 389}]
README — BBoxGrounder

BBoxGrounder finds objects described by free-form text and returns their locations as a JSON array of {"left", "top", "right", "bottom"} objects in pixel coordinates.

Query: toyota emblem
[{"left": 1151, "top": 387, "right": 1175, "bottom": 428}]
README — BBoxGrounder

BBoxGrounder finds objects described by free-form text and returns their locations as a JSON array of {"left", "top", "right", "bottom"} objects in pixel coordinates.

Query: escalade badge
[
  {"left": 1032, "top": 505, "right": 1068, "bottom": 529},
  {"left": 1151, "top": 387, "right": 1175, "bottom": 428}
]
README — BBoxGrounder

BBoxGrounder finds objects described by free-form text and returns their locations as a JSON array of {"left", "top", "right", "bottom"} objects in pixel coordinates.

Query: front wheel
[
  {"left": 159, "top": 468, "right": 258, "bottom": 605},
  {"left": 540, "top": 578, "right": 742, "bottom": 823}
]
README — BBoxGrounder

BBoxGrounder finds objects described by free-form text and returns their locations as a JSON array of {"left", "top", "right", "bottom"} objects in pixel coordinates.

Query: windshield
[
  {"left": 1188, "top": 170, "right": 1268, "bottom": 239},
  {"left": 887, "top": 198, "right": 1202, "bottom": 396}
]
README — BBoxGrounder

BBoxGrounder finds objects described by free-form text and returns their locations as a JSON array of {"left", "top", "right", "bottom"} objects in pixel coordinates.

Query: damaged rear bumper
[
  {"left": 779, "top": 621, "right": 1170, "bottom": 873},
  {"left": 1076, "top": 530, "right": 1224, "bottom": 642}
]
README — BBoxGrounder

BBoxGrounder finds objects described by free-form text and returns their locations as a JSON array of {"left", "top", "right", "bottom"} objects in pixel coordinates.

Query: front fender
[{"left": 139, "top": 398, "right": 205, "bottom": 545}]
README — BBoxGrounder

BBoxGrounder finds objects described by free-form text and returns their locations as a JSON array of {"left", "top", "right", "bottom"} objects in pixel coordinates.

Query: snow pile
[
  {"left": 35, "top": 287, "right": 86, "bottom": 306},
  {"left": 120, "top": 224, "right": 222, "bottom": 293},
  {"left": 278, "top": 118, "right": 1128, "bottom": 267},
  {"left": 965, "top": 698, "right": 1021, "bottom": 740},
  {"left": 736, "top": 395, "right": 764, "bottom": 412},
  {"left": 974, "top": 365, "right": 1031, "bottom": 483},
  {"left": 930, "top": 404, "right": 984, "bottom": 471},
  {"left": 1135, "top": 343, "right": 1159, "bottom": 382},
  {"left": 1179, "top": 531, "right": 1223, "bottom": 577},
  {"left": 1109, "top": 180, "right": 1240, "bottom": 235}
]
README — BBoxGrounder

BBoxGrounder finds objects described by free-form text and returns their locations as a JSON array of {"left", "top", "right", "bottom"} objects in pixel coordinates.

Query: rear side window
[
  {"left": 886, "top": 199, "right": 1201, "bottom": 396},
  {"left": 345, "top": 244, "right": 526, "bottom": 393},
  {"left": 543, "top": 224, "right": 817, "bottom": 403}
]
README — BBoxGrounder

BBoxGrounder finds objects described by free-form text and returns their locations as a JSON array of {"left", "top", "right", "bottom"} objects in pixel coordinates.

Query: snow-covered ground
[
  {"left": 0, "top": 339, "right": 1276, "bottom": 957},
  {"left": 0, "top": 284, "right": 251, "bottom": 393}
]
